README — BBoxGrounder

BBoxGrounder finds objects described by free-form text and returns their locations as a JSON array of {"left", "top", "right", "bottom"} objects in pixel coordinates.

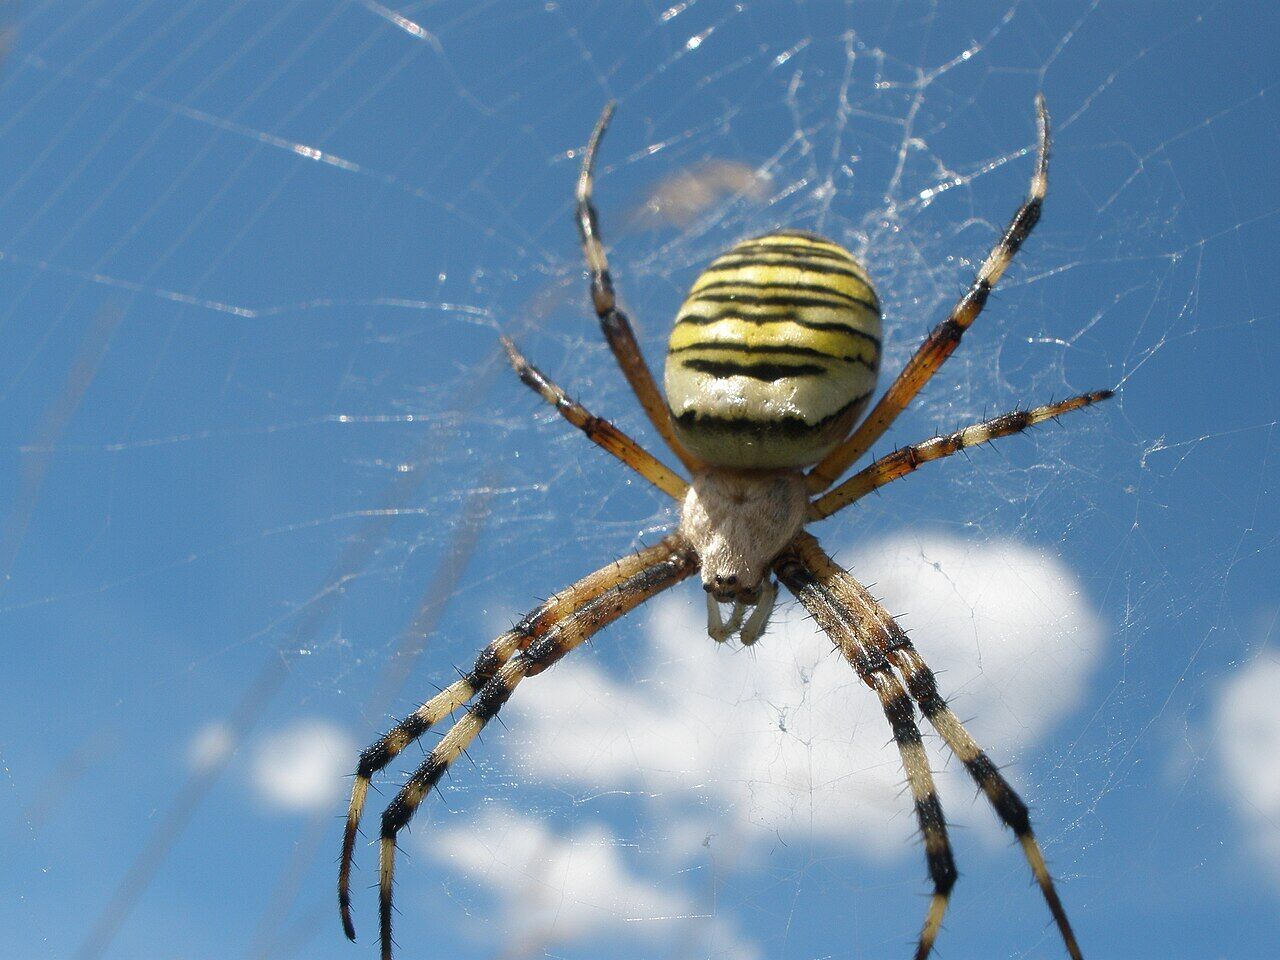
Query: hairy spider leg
[
  {"left": 785, "top": 533, "right": 1084, "bottom": 960},
  {"left": 809, "top": 390, "right": 1113, "bottom": 519},
  {"left": 339, "top": 538, "right": 690, "bottom": 940},
  {"left": 373, "top": 536, "right": 698, "bottom": 960},
  {"left": 808, "top": 95, "right": 1051, "bottom": 492},
  {"left": 501, "top": 336, "right": 688, "bottom": 500},
  {"left": 575, "top": 102, "right": 703, "bottom": 473},
  {"left": 776, "top": 542, "right": 956, "bottom": 960}
]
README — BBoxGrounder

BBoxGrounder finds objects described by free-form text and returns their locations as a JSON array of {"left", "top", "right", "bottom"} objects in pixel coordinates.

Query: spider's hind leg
[
  {"left": 574, "top": 103, "right": 702, "bottom": 473},
  {"left": 807, "top": 95, "right": 1052, "bottom": 492},
  {"left": 809, "top": 390, "right": 1114, "bottom": 520}
]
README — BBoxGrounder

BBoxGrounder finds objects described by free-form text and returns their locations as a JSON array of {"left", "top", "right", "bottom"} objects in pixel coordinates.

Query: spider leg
[
  {"left": 783, "top": 532, "right": 1084, "bottom": 960},
  {"left": 339, "top": 537, "right": 692, "bottom": 941},
  {"left": 892, "top": 646, "right": 1083, "bottom": 959},
  {"left": 373, "top": 535, "right": 698, "bottom": 960},
  {"left": 808, "top": 95, "right": 1051, "bottom": 492},
  {"left": 575, "top": 103, "right": 702, "bottom": 473},
  {"left": 809, "top": 389, "right": 1113, "bottom": 519},
  {"left": 501, "top": 336, "right": 689, "bottom": 500},
  {"left": 776, "top": 540, "right": 955, "bottom": 960}
]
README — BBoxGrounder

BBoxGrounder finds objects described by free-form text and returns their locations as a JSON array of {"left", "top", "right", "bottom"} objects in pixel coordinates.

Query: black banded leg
[
  {"left": 339, "top": 538, "right": 690, "bottom": 941},
  {"left": 873, "top": 671, "right": 954, "bottom": 960},
  {"left": 891, "top": 647, "right": 1083, "bottom": 960},
  {"left": 501, "top": 336, "right": 689, "bottom": 500},
  {"left": 808, "top": 95, "right": 1051, "bottom": 492},
  {"left": 575, "top": 103, "right": 702, "bottom": 473},
  {"left": 809, "top": 390, "right": 1114, "bottom": 519},
  {"left": 375, "top": 536, "right": 698, "bottom": 960},
  {"left": 339, "top": 637, "right": 511, "bottom": 939},
  {"left": 782, "top": 533, "right": 1084, "bottom": 960},
  {"left": 777, "top": 548, "right": 956, "bottom": 959}
]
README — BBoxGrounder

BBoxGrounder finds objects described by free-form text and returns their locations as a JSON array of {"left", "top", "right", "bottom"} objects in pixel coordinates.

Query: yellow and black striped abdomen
[{"left": 664, "top": 230, "right": 881, "bottom": 468}]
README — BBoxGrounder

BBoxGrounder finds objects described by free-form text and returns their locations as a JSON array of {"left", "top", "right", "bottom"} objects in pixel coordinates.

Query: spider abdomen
[{"left": 664, "top": 230, "right": 882, "bottom": 468}]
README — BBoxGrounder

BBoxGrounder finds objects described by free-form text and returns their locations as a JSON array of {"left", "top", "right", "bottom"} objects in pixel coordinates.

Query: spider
[{"left": 339, "top": 96, "right": 1109, "bottom": 960}]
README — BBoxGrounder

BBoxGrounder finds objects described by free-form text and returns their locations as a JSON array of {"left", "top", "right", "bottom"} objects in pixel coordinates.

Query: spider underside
[{"left": 339, "top": 97, "right": 1110, "bottom": 960}]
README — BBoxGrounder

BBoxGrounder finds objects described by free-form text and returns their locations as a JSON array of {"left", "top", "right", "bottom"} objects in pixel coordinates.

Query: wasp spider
[{"left": 340, "top": 97, "right": 1107, "bottom": 960}]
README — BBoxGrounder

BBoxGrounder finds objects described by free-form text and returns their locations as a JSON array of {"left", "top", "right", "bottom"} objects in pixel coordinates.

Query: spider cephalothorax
[
  {"left": 339, "top": 97, "right": 1110, "bottom": 960},
  {"left": 678, "top": 467, "right": 805, "bottom": 634}
]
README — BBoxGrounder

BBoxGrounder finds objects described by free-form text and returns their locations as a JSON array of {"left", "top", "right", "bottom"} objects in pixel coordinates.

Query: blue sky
[{"left": 1, "top": 2, "right": 1278, "bottom": 959}]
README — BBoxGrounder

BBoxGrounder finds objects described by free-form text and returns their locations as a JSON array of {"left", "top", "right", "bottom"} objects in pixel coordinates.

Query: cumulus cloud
[
  {"left": 186, "top": 720, "right": 234, "bottom": 772},
  {"left": 248, "top": 718, "right": 355, "bottom": 812},
  {"left": 426, "top": 806, "right": 755, "bottom": 960},
  {"left": 503, "top": 531, "right": 1105, "bottom": 856},
  {"left": 630, "top": 160, "right": 772, "bottom": 229},
  {"left": 852, "top": 533, "right": 1105, "bottom": 753},
  {"left": 1213, "top": 650, "right": 1280, "bottom": 874},
  {"left": 416, "top": 532, "right": 1103, "bottom": 957}
]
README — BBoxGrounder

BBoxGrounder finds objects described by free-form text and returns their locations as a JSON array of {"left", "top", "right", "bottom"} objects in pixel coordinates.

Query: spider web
[{"left": 2, "top": 2, "right": 1278, "bottom": 959}]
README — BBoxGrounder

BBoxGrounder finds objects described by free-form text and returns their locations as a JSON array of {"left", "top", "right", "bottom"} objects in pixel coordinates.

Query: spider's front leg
[
  {"left": 339, "top": 536, "right": 696, "bottom": 942},
  {"left": 358, "top": 535, "right": 697, "bottom": 960},
  {"left": 782, "top": 532, "right": 1085, "bottom": 960},
  {"left": 776, "top": 538, "right": 957, "bottom": 960}
]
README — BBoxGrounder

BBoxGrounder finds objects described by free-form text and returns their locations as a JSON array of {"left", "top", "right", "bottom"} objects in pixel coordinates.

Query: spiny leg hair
[
  {"left": 374, "top": 536, "right": 698, "bottom": 960},
  {"left": 501, "top": 335, "right": 688, "bottom": 501},
  {"left": 785, "top": 532, "right": 1084, "bottom": 960},
  {"left": 808, "top": 94, "right": 1051, "bottom": 492},
  {"left": 575, "top": 103, "right": 702, "bottom": 473},
  {"left": 775, "top": 538, "right": 956, "bottom": 960},
  {"left": 810, "top": 389, "right": 1113, "bottom": 519},
  {"left": 339, "top": 537, "right": 693, "bottom": 942}
]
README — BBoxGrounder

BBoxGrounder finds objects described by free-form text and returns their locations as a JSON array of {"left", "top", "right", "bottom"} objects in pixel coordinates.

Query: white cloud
[
  {"left": 249, "top": 718, "right": 355, "bottom": 812},
  {"left": 503, "top": 531, "right": 1105, "bottom": 856},
  {"left": 415, "top": 532, "right": 1103, "bottom": 957},
  {"left": 848, "top": 533, "right": 1105, "bottom": 753},
  {"left": 187, "top": 720, "right": 234, "bottom": 772},
  {"left": 426, "top": 806, "right": 756, "bottom": 960},
  {"left": 1212, "top": 651, "right": 1280, "bottom": 873}
]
